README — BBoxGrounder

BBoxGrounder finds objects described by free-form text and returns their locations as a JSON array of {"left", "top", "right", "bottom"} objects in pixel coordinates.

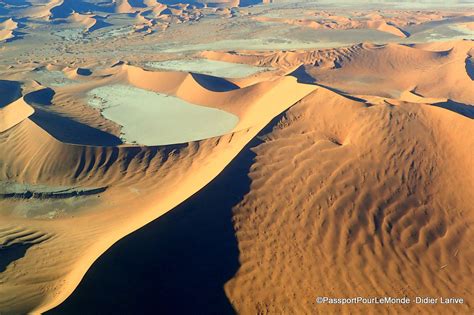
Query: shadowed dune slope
[{"left": 0, "top": 80, "right": 22, "bottom": 108}]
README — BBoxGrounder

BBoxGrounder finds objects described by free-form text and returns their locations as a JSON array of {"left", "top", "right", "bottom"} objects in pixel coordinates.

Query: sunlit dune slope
[
  {"left": 226, "top": 87, "right": 474, "bottom": 314},
  {"left": 203, "top": 41, "right": 474, "bottom": 105},
  {"left": 0, "top": 18, "right": 19, "bottom": 42}
]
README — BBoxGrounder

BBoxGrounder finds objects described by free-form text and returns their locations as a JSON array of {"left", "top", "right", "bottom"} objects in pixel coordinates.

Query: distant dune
[{"left": 0, "top": 18, "right": 19, "bottom": 42}]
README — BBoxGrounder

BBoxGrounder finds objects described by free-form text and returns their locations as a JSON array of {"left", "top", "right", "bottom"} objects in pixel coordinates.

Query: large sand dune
[{"left": 226, "top": 87, "right": 474, "bottom": 314}]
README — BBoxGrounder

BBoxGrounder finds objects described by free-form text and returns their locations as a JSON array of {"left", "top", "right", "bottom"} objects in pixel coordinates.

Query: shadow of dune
[
  {"left": 47, "top": 111, "right": 289, "bottom": 314},
  {"left": 432, "top": 100, "right": 474, "bottom": 119},
  {"left": 0, "top": 80, "right": 22, "bottom": 108},
  {"left": 4, "top": 30, "right": 26, "bottom": 43},
  {"left": 288, "top": 65, "right": 317, "bottom": 84},
  {"left": 49, "top": 2, "right": 108, "bottom": 19},
  {"left": 76, "top": 68, "right": 92, "bottom": 76},
  {"left": 287, "top": 66, "right": 366, "bottom": 103},
  {"left": 128, "top": 0, "right": 148, "bottom": 8},
  {"left": 87, "top": 19, "right": 112, "bottom": 33},
  {"left": 387, "top": 22, "right": 410, "bottom": 37},
  {"left": 2, "top": 0, "right": 29, "bottom": 5},
  {"left": 191, "top": 73, "right": 240, "bottom": 92},
  {"left": 30, "top": 108, "right": 123, "bottom": 146},
  {"left": 465, "top": 57, "right": 474, "bottom": 81},
  {"left": 24, "top": 88, "right": 55, "bottom": 106},
  {"left": 239, "top": 0, "right": 266, "bottom": 6},
  {"left": 0, "top": 243, "right": 35, "bottom": 273}
]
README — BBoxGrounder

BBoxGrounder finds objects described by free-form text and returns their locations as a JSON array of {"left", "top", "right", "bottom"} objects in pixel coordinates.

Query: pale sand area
[
  {"left": 87, "top": 84, "right": 239, "bottom": 145},
  {"left": 147, "top": 59, "right": 271, "bottom": 78}
]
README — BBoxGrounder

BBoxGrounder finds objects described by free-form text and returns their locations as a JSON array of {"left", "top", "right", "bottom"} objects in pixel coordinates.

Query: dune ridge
[
  {"left": 0, "top": 98, "right": 35, "bottom": 133},
  {"left": 203, "top": 41, "right": 474, "bottom": 105},
  {"left": 68, "top": 13, "right": 112, "bottom": 34},
  {"left": 254, "top": 15, "right": 411, "bottom": 38},
  {"left": 0, "top": 18, "right": 19, "bottom": 42}
]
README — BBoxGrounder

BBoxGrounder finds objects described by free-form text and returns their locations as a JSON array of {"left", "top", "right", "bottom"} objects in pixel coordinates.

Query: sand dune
[
  {"left": 1, "top": 40, "right": 473, "bottom": 313},
  {"left": 0, "top": 0, "right": 473, "bottom": 313},
  {"left": 9, "top": 0, "right": 264, "bottom": 22},
  {"left": 253, "top": 14, "right": 412, "bottom": 38},
  {"left": 69, "top": 13, "right": 112, "bottom": 33},
  {"left": 0, "top": 80, "right": 34, "bottom": 132},
  {"left": 226, "top": 85, "right": 474, "bottom": 315},
  {"left": 0, "top": 18, "right": 19, "bottom": 42},
  {"left": 114, "top": 0, "right": 135, "bottom": 13},
  {"left": 0, "top": 92, "right": 35, "bottom": 134},
  {"left": 0, "top": 98, "right": 34, "bottom": 133},
  {"left": 13, "top": 0, "right": 64, "bottom": 19},
  {"left": 365, "top": 20, "right": 409, "bottom": 38},
  {"left": 202, "top": 41, "right": 474, "bottom": 105}
]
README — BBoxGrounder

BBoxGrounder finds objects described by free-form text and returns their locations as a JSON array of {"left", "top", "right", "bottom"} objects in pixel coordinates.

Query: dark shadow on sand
[
  {"left": 76, "top": 68, "right": 93, "bottom": 76},
  {"left": 46, "top": 109, "right": 289, "bottom": 314},
  {"left": 46, "top": 140, "right": 259, "bottom": 315},
  {"left": 465, "top": 57, "right": 474, "bottom": 81},
  {"left": 0, "top": 80, "right": 22, "bottom": 108},
  {"left": 289, "top": 65, "right": 317, "bottom": 84},
  {"left": 191, "top": 73, "right": 240, "bottom": 92},
  {"left": 24, "top": 88, "right": 55, "bottom": 106},
  {"left": 432, "top": 99, "right": 474, "bottom": 119},
  {"left": 0, "top": 243, "right": 35, "bottom": 273},
  {"left": 30, "top": 108, "right": 123, "bottom": 146}
]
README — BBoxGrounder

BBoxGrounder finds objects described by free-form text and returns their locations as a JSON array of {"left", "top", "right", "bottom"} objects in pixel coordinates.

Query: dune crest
[
  {"left": 202, "top": 41, "right": 474, "bottom": 105},
  {"left": 0, "top": 18, "right": 19, "bottom": 42},
  {"left": 0, "top": 98, "right": 34, "bottom": 132}
]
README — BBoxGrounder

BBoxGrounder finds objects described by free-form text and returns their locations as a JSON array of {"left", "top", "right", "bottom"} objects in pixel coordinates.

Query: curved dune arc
[
  {"left": 123, "top": 65, "right": 309, "bottom": 129},
  {"left": 3, "top": 76, "right": 316, "bottom": 186},
  {"left": 0, "top": 98, "right": 35, "bottom": 133},
  {"left": 200, "top": 41, "right": 474, "bottom": 105},
  {"left": 52, "top": 64, "right": 311, "bottom": 134}
]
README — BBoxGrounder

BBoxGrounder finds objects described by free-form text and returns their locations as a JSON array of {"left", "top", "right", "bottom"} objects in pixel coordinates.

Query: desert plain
[{"left": 0, "top": 0, "right": 473, "bottom": 314}]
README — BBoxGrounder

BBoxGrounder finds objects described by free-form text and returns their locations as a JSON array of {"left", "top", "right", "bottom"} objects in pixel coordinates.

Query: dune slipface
[{"left": 0, "top": 0, "right": 473, "bottom": 314}]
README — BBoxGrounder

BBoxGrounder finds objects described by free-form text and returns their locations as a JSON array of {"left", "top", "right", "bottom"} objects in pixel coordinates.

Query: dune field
[{"left": 0, "top": 0, "right": 473, "bottom": 314}]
